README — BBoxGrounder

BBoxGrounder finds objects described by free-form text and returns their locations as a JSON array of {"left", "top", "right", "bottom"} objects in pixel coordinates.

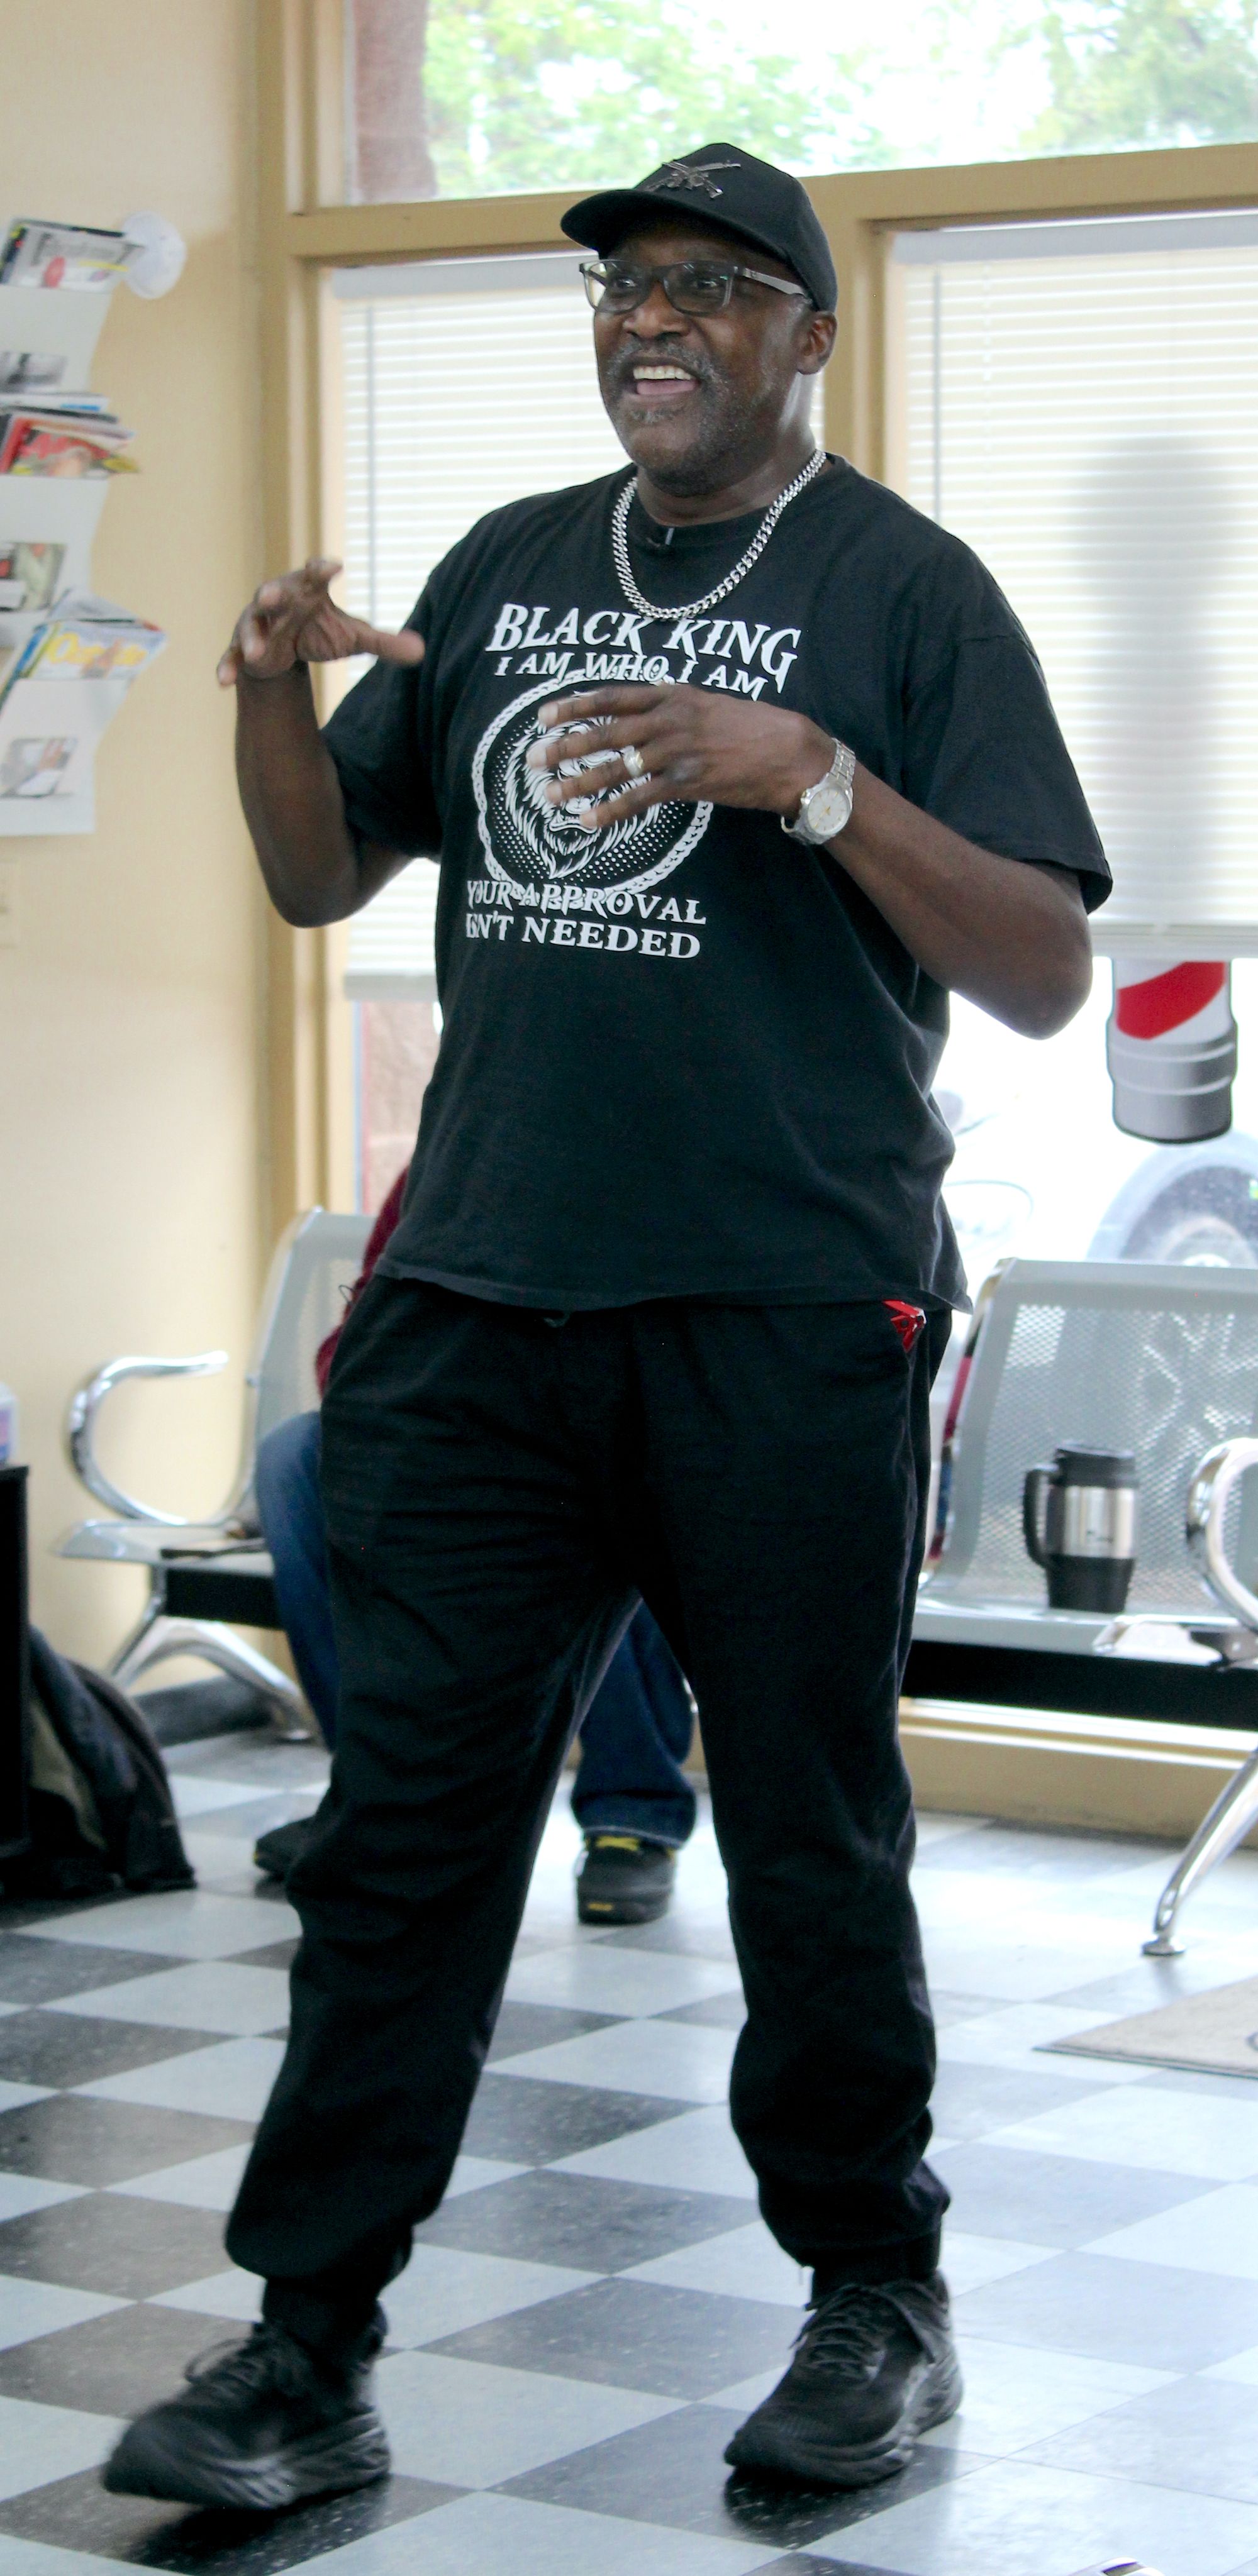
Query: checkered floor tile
[{"left": 9, "top": 1737, "right": 1258, "bottom": 2570}]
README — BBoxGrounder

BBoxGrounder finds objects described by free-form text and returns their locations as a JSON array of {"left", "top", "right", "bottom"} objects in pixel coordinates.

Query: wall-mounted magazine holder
[{"left": 0, "top": 224, "right": 164, "bottom": 837}]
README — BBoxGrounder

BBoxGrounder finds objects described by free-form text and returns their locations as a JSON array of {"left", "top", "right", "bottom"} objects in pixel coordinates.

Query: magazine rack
[{"left": 0, "top": 228, "right": 157, "bottom": 835}]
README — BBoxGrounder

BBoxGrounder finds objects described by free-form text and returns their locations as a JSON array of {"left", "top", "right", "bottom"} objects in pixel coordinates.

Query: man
[
  {"left": 253, "top": 1168, "right": 696, "bottom": 1913},
  {"left": 106, "top": 143, "right": 1106, "bottom": 2511}
]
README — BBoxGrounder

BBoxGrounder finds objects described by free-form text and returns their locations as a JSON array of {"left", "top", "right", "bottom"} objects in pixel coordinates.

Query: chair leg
[
  {"left": 1144, "top": 1743, "right": 1258, "bottom": 1955},
  {"left": 110, "top": 1616, "right": 315, "bottom": 1742}
]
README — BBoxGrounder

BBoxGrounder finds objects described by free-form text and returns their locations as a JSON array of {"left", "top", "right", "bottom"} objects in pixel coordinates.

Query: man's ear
[{"left": 798, "top": 309, "right": 837, "bottom": 377}]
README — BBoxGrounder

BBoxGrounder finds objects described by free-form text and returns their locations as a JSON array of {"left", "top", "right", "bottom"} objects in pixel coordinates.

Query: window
[
  {"left": 337, "top": 248, "right": 825, "bottom": 1208},
  {"left": 338, "top": 253, "right": 625, "bottom": 1207},
  {"left": 893, "top": 207, "right": 1258, "bottom": 1281},
  {"left": 343, "top": 0, "right": 1258, "bottom": 205}
]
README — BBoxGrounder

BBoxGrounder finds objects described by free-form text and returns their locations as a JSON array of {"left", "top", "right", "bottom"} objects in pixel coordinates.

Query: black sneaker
[
  {"left": 254, "top": 1816, "right": 317, "bottom": 1881},
  {"left": 723, "top": 2274, "right": 962, "bottom": 2488},
  {"left": 102, "top": 2318, "right": 390, "bottom": 2511},
  {"left": 576, "top": 1833, "right": 676, "bottom": 1925}
]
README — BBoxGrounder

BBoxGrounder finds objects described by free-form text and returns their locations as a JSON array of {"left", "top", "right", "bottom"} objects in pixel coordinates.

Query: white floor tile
[
  {"left": 0, "top": 2392, "right": 123, "bottom": 2499},
  {"left": 0, "top": 2175, "right": 86, "bottom": 2223},
  {"left": 382, "top": 2244, "right": 599, "bottom": 2346},
  {"left": 108, "top": 2143, "right": 253, "bottom": 2211},
  {"left": 837, "top": 2455, "right": 1258, "bottom": 2576},
  {"left": 556, "top": 2104, "right": 757, "bottom": 2197},
  {"left": 443, "top": 2154, "right": 530, "bottom": 2198},
  {"left": 24, "top": 1891, "right": 300, "bottom": 1958},
  {"left": 938, "top": 2004, "right": 1157, "bottom": 2083},
  {"left": 0, "top": 2540, "right": 141, "bottom": 2575},
  {"left": 625, "top": 2221, "right": 804, "bottom": 2309},
  {"left": 942, "top": 2230, "right": 1058, "bottom": 2294},
  {"left": 504, "top": 1945, "right": 740, "bottom": 2018},
  {"left": 0, "top": 2276, "right": 126, "bottom": 2352},
  {"left": 991, "top": 2083, "right": 1258, "bottom": 2181},
  {"left": 1201, "top": 2341, "right": 1258, "bottom": 2385},
  {"left": 496, "top": 2015, "right": 735, "bottom": 2104},
  {"left": 373, "top": 2348, "right": 680, "bottom": 2487},
  {"left": 316, "top": 2489, "right": 779, "bottom": 2576},
  {"left": 168, "top": 1777, "right": 280, "bottom": 1819},
  {"left": 76, "top": 2035, "right": 285, "bottom": 2122},
  {"left": 46, "top": 1961, "right": 290, "bottom": 2037},
  {"left": 919, "top": 2335, "right": 1174, "bottom": 2455},
  {"left": 1087, "top": 2181, "right": 1258, "bottom": 2277},
  {"left": 152, "top": 2269, "right": 262, "bottom": 2322},
  {"left": 0, "top": 2081, "right": 54, "bottom": 2115}
]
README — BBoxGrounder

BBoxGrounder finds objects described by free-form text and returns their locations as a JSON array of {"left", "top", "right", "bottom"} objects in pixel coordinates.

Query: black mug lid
[{"left": 1053, "top": 1444, "right": 1137, "bottom": 1488}]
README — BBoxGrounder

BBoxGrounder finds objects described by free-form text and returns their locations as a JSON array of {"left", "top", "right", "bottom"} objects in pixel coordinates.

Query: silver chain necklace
[{"left": 610, "top": 448, "right": 826, "bottom": 623}]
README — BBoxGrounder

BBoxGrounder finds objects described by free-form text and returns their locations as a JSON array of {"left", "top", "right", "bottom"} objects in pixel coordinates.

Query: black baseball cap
[{"left": 562, "top": 143, "right": 837, "bottom": 313}]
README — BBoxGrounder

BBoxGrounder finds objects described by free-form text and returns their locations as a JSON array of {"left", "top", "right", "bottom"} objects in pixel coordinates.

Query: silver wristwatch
[{"left": 782, "top": 739, "right": 855, "bottom": 846}]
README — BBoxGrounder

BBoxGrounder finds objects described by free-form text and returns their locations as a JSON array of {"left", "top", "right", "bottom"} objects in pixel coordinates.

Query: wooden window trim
[{"left": 257, "top": 0, "right": 1258, "bottom": 1231}]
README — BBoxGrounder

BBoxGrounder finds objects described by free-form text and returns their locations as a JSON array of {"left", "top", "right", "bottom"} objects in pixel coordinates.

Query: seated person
[{"left": 254, "top": 1173, "right": 696, "bottom": 1925}]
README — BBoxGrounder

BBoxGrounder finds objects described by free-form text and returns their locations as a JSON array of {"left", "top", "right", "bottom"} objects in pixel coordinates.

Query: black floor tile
[
  {"left": 417, "top": 2166, "right": 752, "bottom": 2270},
  {"left": 769, "top": 2560, "right": 915, "bottom": 2574},
  {"left": 0, "top": 2092, "right": 253, "bottom": 2186},
  {"left": 956, "top": 2248, "right": 1258, "bottom": 2372},
  {"left": 430, "top": 2274, "right": 795, "bottom": 2397},
  {"left": 0, "top": 1933, "right": 182, "bottom": 2007},
  {"left": 504, "top": 2399, "right": 972, "bottom": 2546},
  {"left": 659, "top": 1992, "right": 747, "bottom": 2030},
  {"left": 0, "top": 2009, "right": 221, "bottom": 2091},
  {"left": 460, "top": 2070, "right": 681, "bottom": 2163},
  {"left": 0, "top": 2465, "right": 457, "bottom": 2570},
  {"left": 0, "top": 2189, "right": 228, "bottom": 2297},
  {"left": 1025, "top": 2370, "right": 1258, "bottom": 2502},
  {"left": 0, "top": 2299, "right": 228, "bottom": 2414},
  {"left": 484, "top": 2000, "right": 619, "bottom": 2062},
  {"left": 933, "top": 2138, "right": 1207, "bottom": 2247},
  {"left": 233, "top": 1940, "right": 299, "bottom": 1972}
]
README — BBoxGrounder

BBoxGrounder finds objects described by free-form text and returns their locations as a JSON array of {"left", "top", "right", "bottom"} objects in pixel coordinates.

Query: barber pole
[{"left": 1106, "top": 959, "right": 1237, "bottom": 1142}]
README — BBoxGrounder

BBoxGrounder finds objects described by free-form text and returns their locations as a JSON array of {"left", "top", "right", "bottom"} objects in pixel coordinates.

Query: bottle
[{"left": 0, "top": 1383, "right": 18, "bottom": 1465}]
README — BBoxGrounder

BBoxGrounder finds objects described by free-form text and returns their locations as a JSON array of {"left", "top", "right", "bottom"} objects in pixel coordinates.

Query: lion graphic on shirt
[{"left": 472, "top": 677, "right": 712, "bottom": 897}]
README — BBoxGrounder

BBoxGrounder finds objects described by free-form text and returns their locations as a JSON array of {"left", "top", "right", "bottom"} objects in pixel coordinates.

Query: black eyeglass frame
[{"left": 580, "top": 257, "right": 811, "bottom": 316}]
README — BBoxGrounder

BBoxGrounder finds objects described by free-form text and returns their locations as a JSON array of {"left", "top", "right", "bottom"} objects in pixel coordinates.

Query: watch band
[{"left": 781, "top": 739, "right": 856, "bottom": 846}]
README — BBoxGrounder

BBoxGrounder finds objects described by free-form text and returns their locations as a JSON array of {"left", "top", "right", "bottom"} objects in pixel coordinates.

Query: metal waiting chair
[
  {"left": 909, "top": 1258, "right": 1258, "bottom": 1950},
  {"left": 58, "top": 1209, "right": 372, "bottom": 1723}
]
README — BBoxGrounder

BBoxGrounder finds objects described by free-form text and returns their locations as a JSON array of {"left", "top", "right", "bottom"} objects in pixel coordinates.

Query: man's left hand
[{"left": 524, "top": 682, "right": 833, "bottom": 831}]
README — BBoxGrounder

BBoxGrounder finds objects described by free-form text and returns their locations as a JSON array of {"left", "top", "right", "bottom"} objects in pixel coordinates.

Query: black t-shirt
[{"left": 324, "top": 457, "right": 1109, "bottom": 1311}]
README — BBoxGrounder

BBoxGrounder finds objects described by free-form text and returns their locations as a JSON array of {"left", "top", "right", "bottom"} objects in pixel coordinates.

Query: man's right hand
[{"left": 217, "top": 556, "right": 425, "bottom": 687}]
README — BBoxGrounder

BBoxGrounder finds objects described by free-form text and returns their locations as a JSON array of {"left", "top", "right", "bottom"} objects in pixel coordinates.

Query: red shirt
[{"left": 314, "top": 1171, "right": 407, "bottom": 1398}]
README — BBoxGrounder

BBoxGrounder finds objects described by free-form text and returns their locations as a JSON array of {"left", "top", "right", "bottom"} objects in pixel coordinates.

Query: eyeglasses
[{"left": 580, "top": 257, "right": 810, "bottom": 318}]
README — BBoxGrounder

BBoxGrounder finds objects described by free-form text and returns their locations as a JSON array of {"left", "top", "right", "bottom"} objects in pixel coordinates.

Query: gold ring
[{"left": 622, "top": 743, "right": 647, "bottom": 782}]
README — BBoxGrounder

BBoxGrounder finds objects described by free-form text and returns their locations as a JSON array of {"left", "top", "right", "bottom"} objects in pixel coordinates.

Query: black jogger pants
[{"left": 226, "top": 1279, "right": 951, "bottom": 2328}]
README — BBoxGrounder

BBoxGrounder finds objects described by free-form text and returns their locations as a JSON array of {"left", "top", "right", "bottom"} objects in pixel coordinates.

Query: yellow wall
[{"left": 0, "top": 0, "right": 264, "bottom": 1660}]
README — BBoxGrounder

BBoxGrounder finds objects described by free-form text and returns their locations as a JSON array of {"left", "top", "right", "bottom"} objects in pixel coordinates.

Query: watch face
[{"left": 806, "top": 779, "right": 854, "bottom": 840}]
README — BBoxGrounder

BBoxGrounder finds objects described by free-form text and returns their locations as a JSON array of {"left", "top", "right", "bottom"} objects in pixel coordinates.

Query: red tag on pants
[{"left": 884, "top": 1299, "right": 927, "bottom": 1354}]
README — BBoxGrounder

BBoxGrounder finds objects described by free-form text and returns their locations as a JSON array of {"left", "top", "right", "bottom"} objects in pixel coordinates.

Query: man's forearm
[
  {"left": 832, "top": 764, "right": 1093, "bottom": 1039},
  {"left": 236, "top": 667, "right": 380, "bottom": 927}
]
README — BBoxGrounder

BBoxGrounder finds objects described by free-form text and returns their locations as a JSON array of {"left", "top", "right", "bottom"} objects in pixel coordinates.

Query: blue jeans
[{"left": 254, "top": 1410, "right": 696, "bottom": 1848}]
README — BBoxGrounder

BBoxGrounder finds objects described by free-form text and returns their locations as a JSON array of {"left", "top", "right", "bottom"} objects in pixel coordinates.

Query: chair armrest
[
  {"left": 65, "top": 1352, "right": 229, "bottom": 1525},
  {"left": 1186, "top": 1437, "right": 1258, "bottom": 1633}
]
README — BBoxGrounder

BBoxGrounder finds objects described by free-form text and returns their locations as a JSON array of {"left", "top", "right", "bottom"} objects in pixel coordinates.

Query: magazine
[
  {"left": 0, "top": 735, "right": 77, "bottom": 797},
  {"left": 0, "top": 351, "right": 67, "bottom": 395},
  {"left": 0, "top": 221, "right": 138, "bottom": 292},
  {"left": 0, "top": 413, "right": 135, "bottom": 477},
  {"left": 9, "top": 595, "right": 166, "bottom": 689},
  {"left": 0, "top": 541, "right": 65, "bottom": 612}
]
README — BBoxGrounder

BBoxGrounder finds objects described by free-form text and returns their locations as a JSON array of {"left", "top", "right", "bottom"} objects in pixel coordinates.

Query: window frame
[{"left": 259, "top": 0, "right": 1258, "bottom": 1231}]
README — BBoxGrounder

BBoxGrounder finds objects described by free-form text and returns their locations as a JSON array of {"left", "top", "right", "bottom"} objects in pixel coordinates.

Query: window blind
[
  {"left": 339, "top": 251, "right": 824, "bottom": 994},
  {"left": 895, "top": 211, "right": 1258, "bottom": 959},
  {"left": 340, "top": 253, "right": 625, "bottom": 993}
]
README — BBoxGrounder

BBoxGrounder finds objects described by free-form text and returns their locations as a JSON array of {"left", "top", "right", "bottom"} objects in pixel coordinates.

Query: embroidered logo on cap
[{"left": 655, "top": 158, "right": 739, "bottom": 199}]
